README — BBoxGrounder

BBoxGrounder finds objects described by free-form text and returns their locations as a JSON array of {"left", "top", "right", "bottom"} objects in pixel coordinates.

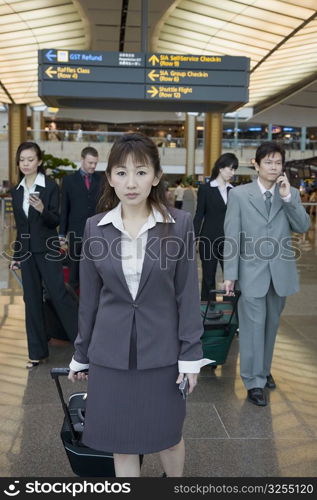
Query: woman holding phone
[{"left": 10, "top": 141, "right": 78, "bottom": 368}]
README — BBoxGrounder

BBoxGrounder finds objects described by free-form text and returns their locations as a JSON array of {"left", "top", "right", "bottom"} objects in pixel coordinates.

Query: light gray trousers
[{"left": 238, "top": 281, "right": 286, "bottom": 390}]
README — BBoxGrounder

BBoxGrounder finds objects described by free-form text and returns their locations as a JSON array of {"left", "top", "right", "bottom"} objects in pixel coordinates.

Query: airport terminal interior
[{"left": 0, "top": 0, "right": 317, "bottom": 478}]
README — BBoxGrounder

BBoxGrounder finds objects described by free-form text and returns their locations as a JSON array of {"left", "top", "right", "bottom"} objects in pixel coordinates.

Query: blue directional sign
[
  {"left": 45, "top": 49, "right": 57, "bottom": 63},
  {"left": 39, "top": 50, "right": 145, "bottom": 67},
  {"left": 38, "top": 49, "right": 250, "bottom": 112}
]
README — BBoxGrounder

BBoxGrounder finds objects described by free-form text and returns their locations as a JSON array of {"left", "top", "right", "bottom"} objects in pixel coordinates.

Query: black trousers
[
  {"left": 68, "top": 239, "right": 82, "bottom": 291},
  {"left": 199, "top": 238, "right": 224, "bottom": 301},
  {"left": 20, "top": 253, "right": 78, "bottom": 360}
]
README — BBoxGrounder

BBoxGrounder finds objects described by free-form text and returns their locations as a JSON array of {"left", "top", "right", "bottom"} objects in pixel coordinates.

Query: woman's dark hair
[
  {"left": 255, "top": 141, "right": 285, "bottom": 166},
  {"left": 210, "top": 153, "right": 238, "bottom": 180},
  {"left": 97, "top": 133, "right": 170, "bottom": 220},
  {"left": 16, "top": 141, "right": 45, "bottom": 178}
]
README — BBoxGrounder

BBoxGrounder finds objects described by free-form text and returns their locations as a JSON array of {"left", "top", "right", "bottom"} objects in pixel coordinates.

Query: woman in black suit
[
  {"left": 193, "top": 153, "right": 238, "bottom": 301},
  {"left": 10, "top": 142, "right": 78, "bottom": 368}
]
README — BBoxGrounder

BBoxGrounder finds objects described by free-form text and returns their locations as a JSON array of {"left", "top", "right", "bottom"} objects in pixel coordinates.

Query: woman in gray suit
[{"left": 68, "top": 133, "right": 210, "bottom": 477}]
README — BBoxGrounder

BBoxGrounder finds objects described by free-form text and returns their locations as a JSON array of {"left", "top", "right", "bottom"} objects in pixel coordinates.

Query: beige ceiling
[
  {"left": 154, "top": 0, "right": 317, "bottom": 116},
  {"left": 77, "top": 0, "right": 174, "bottom": 52},
  {"left": 0, "top": 0, "right": 89, "bottom": 105},
  {"left": 0, "top": 0, "right": 317, "bottom": 124},
  {"left": 248, "top": 79, "right": 317, "bottom": 126}
]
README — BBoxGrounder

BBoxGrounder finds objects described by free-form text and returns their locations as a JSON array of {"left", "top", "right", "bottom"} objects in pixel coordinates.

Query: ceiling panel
[
  {"left": 1, "top": 0, "right": 316, "bottom": 122},
  {"left": 163, "top": 21, "right": 275, "bottom": 49},
  {"left": 0, "top": 0, "right": 89, "bottom": 105},
  {"left": 182, "top": 0, "right": 302, "bottom": 28},
  {"left": 170, "top": 10, "right": 284, "bottom": 43},
  {"left": 87, "top": 11, "right": 121, "bottom": 24},
  {"left": 154, "top": 0, "right": 317, "bottom": 114}
]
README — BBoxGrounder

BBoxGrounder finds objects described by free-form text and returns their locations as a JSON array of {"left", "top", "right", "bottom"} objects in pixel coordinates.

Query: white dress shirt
[
  {"left": 210, "top": 179, "right": 233, "bottom": 204},
  {"left": 257, "top": 178, "right": 291, "bottom": 203},
  {"left": 174, "top": 185, "right": 184, "bottom": 201},
  {"left": 70, "top": 202, "right": 212, "bottom": 374},
  {"left": 17, "top": 172, "right": 46, "bottom": 217}
]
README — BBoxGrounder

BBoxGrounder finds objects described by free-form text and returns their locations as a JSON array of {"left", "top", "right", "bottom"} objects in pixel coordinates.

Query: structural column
[
  {"left": 9, "top": 104, "right": 27, "bottom": 186},
  {"left": 185, "top": 112, "right": 197, "bottom": 177},
  {"left": 204, "top": 112, "right": 222, "bottom": 176},
  {"left": 31, "top": 108, "right": 45, "bottom": 142},
  {"left": 267, "top": 123, "right": 273, "bottom": 141},
  {"left": 300, "top": 126, "right": 307, "bottom": 152},
  {"left": 233, "top": 114, "right": 239, "bottom": 149}
]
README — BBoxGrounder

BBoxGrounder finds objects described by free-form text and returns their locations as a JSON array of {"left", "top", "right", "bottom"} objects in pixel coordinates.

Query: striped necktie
[
  {"left": 264, "top": 191, "right": 272, "bottom": 215},
  {"left": 84, "top": 174, "right": 90, "bottom": 190}
]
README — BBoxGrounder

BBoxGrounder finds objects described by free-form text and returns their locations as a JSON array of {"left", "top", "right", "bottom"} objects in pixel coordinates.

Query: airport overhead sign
[{"left": 38, "top": 49, "right": 250, "bottom": 112}]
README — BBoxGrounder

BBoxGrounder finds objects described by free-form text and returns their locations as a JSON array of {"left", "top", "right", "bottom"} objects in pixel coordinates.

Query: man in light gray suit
[{"left": 223, "top": 142, "right": 310, "bottom": 406}]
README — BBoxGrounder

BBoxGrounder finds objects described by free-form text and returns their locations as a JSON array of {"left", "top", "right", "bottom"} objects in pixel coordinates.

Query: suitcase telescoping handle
[
  {"left": 10, "top": 267, "right": 23, "bottom": 287},
  {"left": 50, "top": 368, "right": 78, "bottom": 444},
  {"left": 203, "top": 289, "right": 241, "bottom": 326}
]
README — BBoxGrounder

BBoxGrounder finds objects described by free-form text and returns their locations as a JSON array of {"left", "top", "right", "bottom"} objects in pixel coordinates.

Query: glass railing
[{"left": 26, "top": 129, "right": 317, "bottom": 153}]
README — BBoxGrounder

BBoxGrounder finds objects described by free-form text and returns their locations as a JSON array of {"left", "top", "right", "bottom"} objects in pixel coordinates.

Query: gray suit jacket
[
  {"left": 224, "top": 181, "right": 310, "bottom": 298},
  {"left": 73, "top": 208, "right": 203, "bottom": 370}
]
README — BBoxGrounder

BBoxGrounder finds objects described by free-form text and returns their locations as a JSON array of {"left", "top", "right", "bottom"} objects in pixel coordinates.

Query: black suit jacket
[
  {"left": 11, "top": 177, "right": 60, "bottom": 261},
  {"left": 193, "top": 184, "right": 230, "bottom": 241},
  {"left": 59, "top": 170, "right": 102, "bottom": 238}
]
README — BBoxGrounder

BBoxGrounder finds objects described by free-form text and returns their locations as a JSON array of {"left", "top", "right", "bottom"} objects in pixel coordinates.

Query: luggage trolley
[
  {"left": 200, "top": 289, "right": 240, "bottom": 369},
  {"left": 51, "top": 368, "right": 115, "bottom": 477},
  {"left": 51, "top": 368, "right": 143, "bottom": 477}
]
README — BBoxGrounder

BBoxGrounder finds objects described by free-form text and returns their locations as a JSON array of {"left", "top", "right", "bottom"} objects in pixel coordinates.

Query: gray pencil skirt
[{"left": 82, "top": 362, "right": 186, "bottom": 454}]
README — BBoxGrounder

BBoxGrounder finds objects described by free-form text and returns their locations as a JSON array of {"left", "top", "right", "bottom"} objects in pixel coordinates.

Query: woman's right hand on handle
[
  {"left": 68, "top": 369, "right": 88, "bottom": 383},
  {"left": 223, "top": 280, "right": 235, "bottom": 296},
  {"left": 10, "top": 261, "right": 20, "bottom": 270}
]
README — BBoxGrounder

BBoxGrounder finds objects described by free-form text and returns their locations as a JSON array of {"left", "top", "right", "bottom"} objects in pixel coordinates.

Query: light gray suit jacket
[
  {"left": 224, "top": 181, "right": 310, "bottom": 298},
  {"left": 73, "top": 208, "right": 204, "bottom": 370}
]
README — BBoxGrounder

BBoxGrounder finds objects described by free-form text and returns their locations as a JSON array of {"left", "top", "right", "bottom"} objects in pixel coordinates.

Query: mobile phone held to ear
[
  {"left": 179, "top": 376, "right": 189, "bottom": 400},
  {"left": 277, "top": 166, "right": 286, "bottom": 186}
]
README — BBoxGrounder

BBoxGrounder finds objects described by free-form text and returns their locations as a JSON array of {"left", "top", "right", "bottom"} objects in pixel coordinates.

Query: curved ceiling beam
[{"left": 251, "top": 10, "right": 317, "bottom": 74}]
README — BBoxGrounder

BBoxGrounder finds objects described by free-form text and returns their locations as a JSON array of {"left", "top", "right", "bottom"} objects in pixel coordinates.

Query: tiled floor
[{"left": 0, "top": 218, "right": 316, "bottom": 477}]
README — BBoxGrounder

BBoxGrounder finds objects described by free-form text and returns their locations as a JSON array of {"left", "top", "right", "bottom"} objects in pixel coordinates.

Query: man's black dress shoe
[
  {"left": 247, "top": 388, "right": 267, "bottom": 406},
  {"left": 266, "top": 374, "right": 276, "bottom": 389}
]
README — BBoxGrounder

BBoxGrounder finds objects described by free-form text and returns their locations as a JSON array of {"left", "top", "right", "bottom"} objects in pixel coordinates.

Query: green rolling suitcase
[{"left": 200, "top": 290, "right": 240, "bottom": 367}]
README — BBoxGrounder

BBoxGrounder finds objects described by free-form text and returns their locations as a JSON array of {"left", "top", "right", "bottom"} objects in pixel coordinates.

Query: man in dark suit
[{"left": 60, "top": 146, "right": 102, "bottom": 290}]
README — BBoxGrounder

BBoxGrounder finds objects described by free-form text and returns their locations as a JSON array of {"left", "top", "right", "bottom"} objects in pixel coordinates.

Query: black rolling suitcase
[
  {"left": 44, "top": 248, "right": 79, "bottom": 342},
  {"left": 51, "top": 368, "right": 116, "bottom": 477},
  {"left": 200, "top": 289, "right": 240, "bottom": 367},
  {"left": 51, "top": 368, "right": 143, "bottom": 477},
  {"left": 10, "top": 267, "right": 78, "bottom": 342},
  {"left": 43, "top": 282, "right": 78, "bottom": 342}
]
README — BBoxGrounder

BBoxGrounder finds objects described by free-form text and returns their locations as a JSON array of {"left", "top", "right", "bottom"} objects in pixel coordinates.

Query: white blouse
[
  {"left": 17, "top": 172, "right": 46, "bottom": 217},
  {"left": 70, "top": 203, "right": 212, "bottom": 373},
  {"left": 209, "top": 179, "right": 233, "bottom": 204},
  {"left": 97, "top": 203, "right": 172, "bottom": 300}
]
